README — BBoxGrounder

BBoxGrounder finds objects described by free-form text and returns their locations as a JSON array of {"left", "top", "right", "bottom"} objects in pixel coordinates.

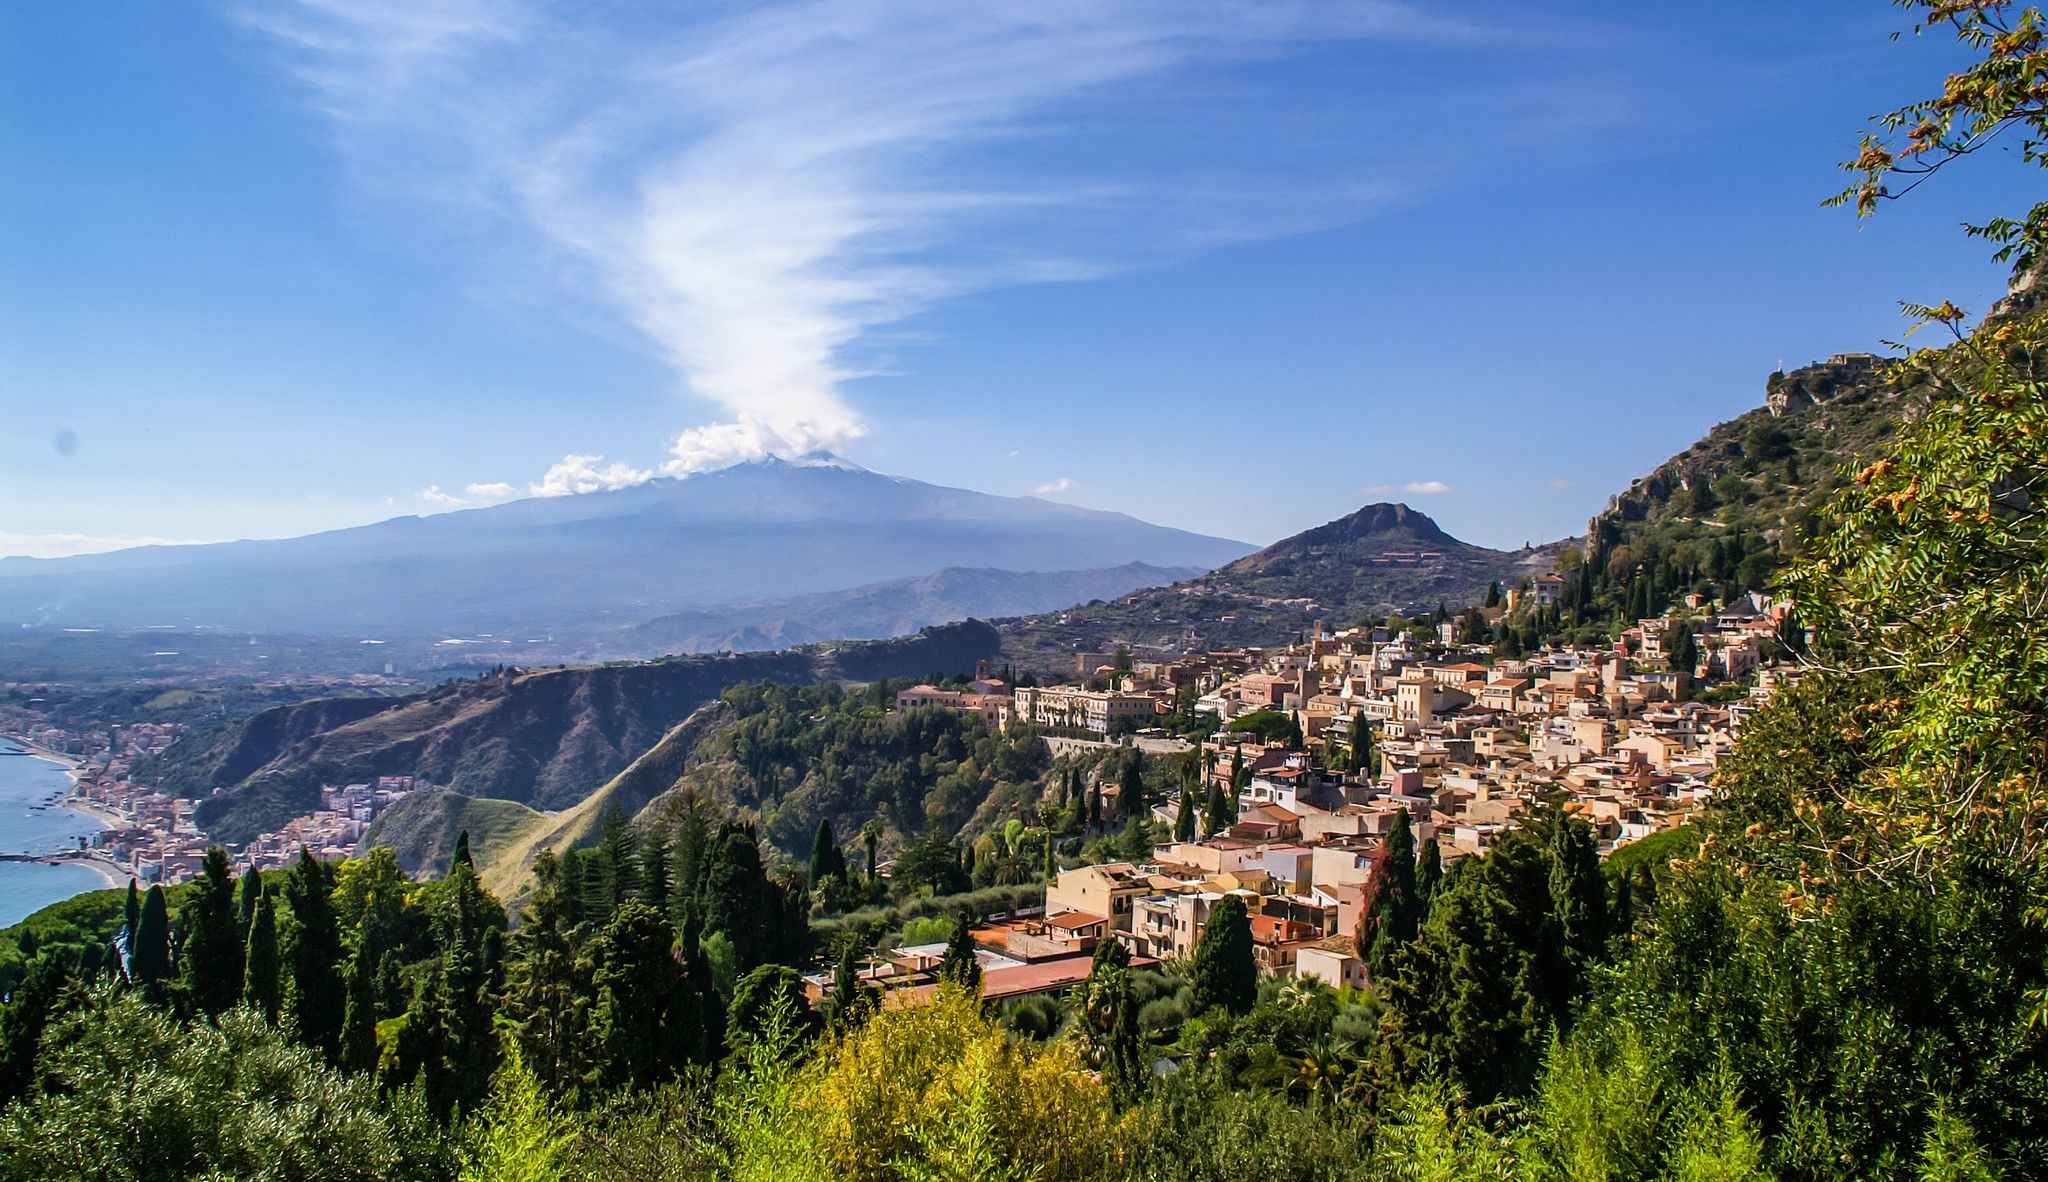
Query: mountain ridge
[{"left": 0, "top": 458, "right": 1252, "bottom": 639}]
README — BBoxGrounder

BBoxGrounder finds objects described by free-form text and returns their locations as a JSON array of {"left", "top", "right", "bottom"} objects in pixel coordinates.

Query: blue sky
[{"left": 1, "top": 1, "right": 2034, "bottom": 558}]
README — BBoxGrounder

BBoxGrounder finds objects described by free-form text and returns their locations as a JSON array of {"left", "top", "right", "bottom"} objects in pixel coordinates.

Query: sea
[{"left": 0, "top": 738, "right": 112, "bottom": 927}]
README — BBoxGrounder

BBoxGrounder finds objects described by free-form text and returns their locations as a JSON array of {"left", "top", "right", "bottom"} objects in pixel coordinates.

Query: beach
[{"left": 0, "top": 737, "right": 119, "bottom": 925}]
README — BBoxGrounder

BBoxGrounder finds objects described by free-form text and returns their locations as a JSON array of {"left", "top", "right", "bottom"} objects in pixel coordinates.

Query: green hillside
[
  {"left": 997, "top": 502, "right": 1564, "bottom": 670},
  {"left": 145, "top": 621, "right": 1002, "bottom": 844}
]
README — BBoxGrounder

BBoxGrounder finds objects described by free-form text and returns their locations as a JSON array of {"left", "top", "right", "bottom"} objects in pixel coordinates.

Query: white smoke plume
[{"left": 249, "top": 1, "right": 1458, "bottom": 479}]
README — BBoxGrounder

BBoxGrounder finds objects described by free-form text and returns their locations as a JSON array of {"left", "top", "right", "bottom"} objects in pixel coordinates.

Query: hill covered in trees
[
  {"left": 996, "top": 503, "right": 1565, "bottom": 668},
  {"left": 145, "top": 621, "right": 1003, "bottom": 844}
]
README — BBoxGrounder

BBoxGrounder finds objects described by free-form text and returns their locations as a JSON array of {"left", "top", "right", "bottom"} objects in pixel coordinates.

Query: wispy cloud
[
  {"left": 249, "top": 1, "right": 1467, "bottom": 482},
  {"left": 417, "top": 480, "right": 518, "bottom": 509},
  {"left": 1030, "top": 477, "right": 1077, "bottom": 495},
  {"left": 0, "top": 532, "right": 207, "bottom": 560},
  {"left": 1542, "top": 477, "right": 1574, "bottom": 490},
  {"left": 1361, "top": 479, "right": 1452, "bottom": 497},
  {"left": 529, "top": 454, "right": 652, "bottom": 498}
]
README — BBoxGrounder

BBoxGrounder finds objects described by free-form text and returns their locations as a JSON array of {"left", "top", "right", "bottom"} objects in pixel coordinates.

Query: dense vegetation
[
  {"left": 996, "top": 503, "right": 1563, "bottom": 670},
  {"left": 138, "top": 620, "right": 1002, "bottom": 843},
  {"left": 6, "top": 6, "right": 2048, "bottom": 1177}
]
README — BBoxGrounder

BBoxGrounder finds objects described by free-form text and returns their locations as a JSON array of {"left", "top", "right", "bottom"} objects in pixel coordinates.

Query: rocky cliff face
[
  {"left": 146, "top": 620, "right": 1001, "bottom": 843},
  {"left": 1766, "top": 353, "right": 1886, "bottom": 417}
]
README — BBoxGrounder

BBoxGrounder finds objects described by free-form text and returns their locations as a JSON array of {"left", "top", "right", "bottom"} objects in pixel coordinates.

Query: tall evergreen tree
[
  {"left": 1359, "top": 810, "right": 1420, "bottom": 980},
  {"left": 808, "top": 819, "right": 844, "bottom": 889},
  {"left": 178, "top": 847, "right": 243, "bottom": 1017},
  {"left": 1373, "top": 829, "right": 1561, "bottom": 1104},
  {"left": 132, "top": 883, "right": 171, "bottom": 997},
  {"left": 504, "top": 850, "right": 591, "bottom": 1092},
  {"left": 243, "top": 892, "right": 281, "bottom": 1025},
  {"left": 1415, "top": 833, "right": 1444, "bottom": 920},
  {"left": 338, "top": 920, "right": 380, "bottom": 1076},
  {"left": 1119, "top": 754, "right": 1146, "bottom": 817},
  {"left": 416, "top": 859, "right": 504, "bottom": 1120},
  {"left": 1351, "top": 719, "right": 1376, "bottom": 777},
  {"left": 237, "top": 864, "right": 262, "bottom": 929},
  {"left": 1190, "top": 894, "right": 1256, "bottom": 1015},
  {"left": 1088, "top": 779, "right": 1103, "bottom": 828},
  {"left": 1546, "top": 813, "right": 1608, "bottom": 1027},
  {"left": 451, "top": 829, "right": 473, "bottom": 870},
  {"left": 1174, "top": 789, "right": 1197, "bottom": 842},
  {"left": 0, "top": 953, "right": 70, "bottom": 1105},
  {"left": 590, "top": 900, "right": 693, "bottom": 1090},
  {"left": 860, "top": 820, "right": 883, "bottom": 885},
  {"left": 827, "top": 941, "right": 875, "bottom": 1029},
  {"left": 638, "top": 830, "right": 672, "bottom": 914},
  {"left": 1204, "top": 779, "right": 1232, "bottom": 838},
  {"left": 283, "top": 847, "right": 345, "bottom": 1058},
  {"left": 938, "top": 916, "right": 982, "bottom": 992},
  {"left": 593, "top": 806, "right": 639, "bottom": 917}
]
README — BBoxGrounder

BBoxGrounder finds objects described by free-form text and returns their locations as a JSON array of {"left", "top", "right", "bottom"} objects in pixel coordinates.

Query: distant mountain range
[
  {"left": 0, "top": 456, "right": 1250, "bottom": 645},
  {"left": 624, "top": 561, "right": 1202, "bottom": 655}
]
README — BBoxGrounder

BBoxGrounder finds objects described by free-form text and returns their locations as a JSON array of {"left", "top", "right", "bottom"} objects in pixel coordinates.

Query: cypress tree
[
  {"left": 133, "top": 883, "right": 171, "bottom": 996},
  {"left": 860, "top": 820, "right": 882, "bottom": 885},
  {"left": 939, "top": 916, "right": 982, "bottom": 992},
  {"left": 828, "top": 941, "right": 874, "bottom": 1029},
  {"left": 1119, "top": 754, "right": 1146, "bottom": 817},
  {"left": 452, "top": 829, "right": 473, "bottom": 870},
  {"left": 1190, "top": 894, "right": 1256, "bottom": 1015},
  {"left": 1089, "top": 779, "right": 1103, "bottom": 828},
  {"left": 1669, "top": 618, "right": 1699, "bottom": 675},
  {"left": 1359, "top": 810, "right": 1419, "bottom": 980},
  {"left": 237, "top": 862, "right": 263, "bottom": 929},
  {"left": 179, "top": 846, "right": 243, "bottom": 1017},
  {"left": 808, "top": 819, "right": 842, "bottom": 889},
  {"left": 1174, "top": 789, "right": 1196, "bottom": 842},
  {"left": 1415, "top": 834, "right": 1444, "bottom": 920},
  {"left": 1204, "top": 780, "right": 1231, "bottom": 838},
  {"left": 338, "top": 923, "right": 381, "bottom": 1075},
  {"left": 283, "top": 848, "right": 345, "bottom": 1057},
  {"left": 243, "top": 891, "right": 281, "bottom": 1024},
  {"left": 1547, "top": 814, "right": 1608, "bottom": 1025}
]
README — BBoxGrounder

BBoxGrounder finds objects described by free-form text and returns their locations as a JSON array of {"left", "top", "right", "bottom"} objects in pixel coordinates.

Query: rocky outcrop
[{"left": 1766, "top": 353, "right": 1885, "bottom": 417}]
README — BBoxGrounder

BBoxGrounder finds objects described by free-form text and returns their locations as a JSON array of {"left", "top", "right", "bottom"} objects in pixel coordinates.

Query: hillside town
[{"left": 861, "top": 585, "right": 1794, "bottom": 1005}]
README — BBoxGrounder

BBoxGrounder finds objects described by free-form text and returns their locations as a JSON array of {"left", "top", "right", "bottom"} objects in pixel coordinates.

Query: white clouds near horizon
[{"left": 528, "top": 454, "right": 653, "bottom": 498}]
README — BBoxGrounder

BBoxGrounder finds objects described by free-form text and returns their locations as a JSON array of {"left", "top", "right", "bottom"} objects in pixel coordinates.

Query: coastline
[
  {"left": 30, "top": 851, "right": 127, "bottom": 891},
  {"left": 0, "top": 734, "right": 128, "bottom": 898},
  {"left": 2, "top": 735, "right": 85, "bottom": 774}
]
